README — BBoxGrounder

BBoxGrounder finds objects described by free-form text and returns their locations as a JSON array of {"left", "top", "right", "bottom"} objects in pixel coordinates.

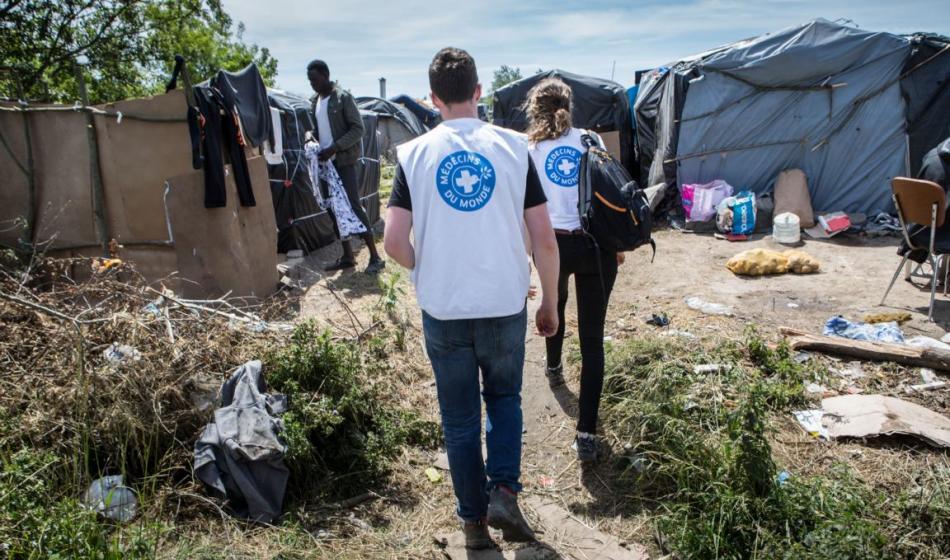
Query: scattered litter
[
  {"left": 803, "top": 224, "right": 833, "bottom": 239},
  {"left": 91, "top": 258, "right": 123, "bottom": 274},
  {"left": 907, "top": 336, "right": 950, "bottom": 352},
  {"left": 820, "top": 395, "right": 950, "bottom": 447},
  {"left": 805, "top": 382, "right": 828, "bottom": 395},
  {"left": 538, "top": 475, "right": 556, "bottom": 489},
  {"left": 823, "top": 316, "right": 904, "bottom": 344},
  {"left": 433, "top": 451, "right": 450, "bottom": 471},
  {"left": 861, "top": 213, "right": 902, "bottom": 237},
  {"left": 83, "top": 475, "right": 137, "bottom": 522},
  {"left": 661, "top": 329, "right": 698, "bottom": 340},
  {"left": 794, "top": 351, "right": 812, "bottom": 364},
  {"left": 714, "top": 232, "right": 749, "bottom": 242},
  {"left": 793, "top": 409, "right": 830, "bottom": 439},
  {"left": 346, "top": 513, "right": 371, "bottom": 531},
  {"left": 863, "top": 311, "right": 912, "bottom": 324},
  {"left": 921, "top": 369, "right": 939, "bottom": 384},
  {"left": 787, "top": 302, "right": 800, "bottom": 308},
  {"left": 102, "top": 343, "right": 142, "bottom": 364},
  {"left": 685, "top": 297, "right": 733, "bottom": 316},
  {"left": 646, "top": 313, "right": 670, "bottom": 327},
  {"left": 817, "top": 212, "right": 852, "bottom": 236},
  {"left": 694, "top": 364, "right": 727, "bottom": 374},
  {"left": 942, "top": 332, "right": 950, "bottom": 345},
  {"left": 682, "top": 179, "right": 733, "bottom": 222},
  {"left": 603, "top": 336, "right": 614, "bottom": 342},
  {"left": 832, "top": 362, "right": 866, "bottom": 381},
  {"left": 776, "top": 471, "right": 791, "bottom": 485},
  {"left": 907, "top": 382, "right": 948, "bottom": 393},
  {"left": 424, "top": 467, "right": 443, "bottom": 484},
  {"left": 142, "top": 301, "right": 163, "bottom": 317}
]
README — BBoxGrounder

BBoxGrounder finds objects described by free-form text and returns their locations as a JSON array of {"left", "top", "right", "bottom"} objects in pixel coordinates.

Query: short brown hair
[
  {"left": 429, "top": 47, "right": 478, "bottom": 105},
  {"left": 525, "top": 78, "right": 573, "bottom": 144}
]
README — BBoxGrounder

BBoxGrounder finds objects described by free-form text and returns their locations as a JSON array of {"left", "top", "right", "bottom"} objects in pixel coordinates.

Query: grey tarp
[
  {"left": 267, "top": 90, "right": 382, "bottom": 253},
  {"left": 674, "top": 19, "right": 910, "bottom": 215},
  {"left": 492, "top": 69, "right": 636, "bottom": 176},
  {"left": 194, "top": 360, "right": 289, "bottom": 523},
  {"left": 356, "top": 96, "right": 425, "bottom": 161}
]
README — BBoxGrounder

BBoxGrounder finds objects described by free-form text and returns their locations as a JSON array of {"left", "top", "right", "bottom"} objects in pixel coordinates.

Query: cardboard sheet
[
  {"left": 820, "top": 395, "right": 950, "bottom": 448},
  {"left": 164, "top": 156, "right": 277, "bottom": 299},
  {"left": 94, "top": 90, "right": 193, "bottom": 242}
]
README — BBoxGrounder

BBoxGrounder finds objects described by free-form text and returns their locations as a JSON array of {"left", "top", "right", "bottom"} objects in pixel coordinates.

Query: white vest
[
  {"left": 397, "top": 118, "right": 530, "bottom": 320},
  {"left": 529, "top": 127, "right": 588, "bottom": 231}
]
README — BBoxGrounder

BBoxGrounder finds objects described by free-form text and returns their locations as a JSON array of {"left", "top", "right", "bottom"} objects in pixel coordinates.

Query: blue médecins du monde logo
[
  {"left": 436, "top": 151, "right": 496, "bottom": 212},
  {"left": 545, "top": 146, "right": 582, "bottom": 187}
]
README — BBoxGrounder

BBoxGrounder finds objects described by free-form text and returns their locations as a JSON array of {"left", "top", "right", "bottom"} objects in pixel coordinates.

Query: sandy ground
[{"left": 287, "top": 227, "right": 950, "bottom": 558}]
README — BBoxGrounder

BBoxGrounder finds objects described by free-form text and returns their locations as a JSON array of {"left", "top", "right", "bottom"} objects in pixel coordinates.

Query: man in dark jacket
[{"left": 308, "top": 60, "right": 385, "bottom": 274}]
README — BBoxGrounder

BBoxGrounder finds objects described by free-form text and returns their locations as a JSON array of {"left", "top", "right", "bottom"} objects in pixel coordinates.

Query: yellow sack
[
  {"left": 782, "top": 250, "right": 821, "bottom": 274},
  {"left": 726, "top": 249, "right": 789, "bottom": 276}
]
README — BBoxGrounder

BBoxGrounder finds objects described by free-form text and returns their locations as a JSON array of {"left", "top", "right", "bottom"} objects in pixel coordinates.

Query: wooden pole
[
  {"left": 74, "top": 61, "right": 110, "bottom": 255},
  {"left": 781, "top": 327, "right": 950, "bottom": 371}
]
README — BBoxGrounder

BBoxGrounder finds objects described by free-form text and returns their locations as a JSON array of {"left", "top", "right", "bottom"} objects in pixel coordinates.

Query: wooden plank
[
  {"left": 526, "top": 496, "right": 649, "bottom": 560},
  {"left": 781, "top": 327, "right": 950, "bottom": 371}
]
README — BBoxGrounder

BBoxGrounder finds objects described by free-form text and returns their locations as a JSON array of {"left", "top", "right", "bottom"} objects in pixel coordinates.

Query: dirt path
[{"left": 292, "top": 227, "right": 947, "bottom": 558}]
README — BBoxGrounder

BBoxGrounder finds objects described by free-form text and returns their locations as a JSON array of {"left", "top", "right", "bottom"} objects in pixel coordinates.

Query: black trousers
[{"left": 545, "top": 234, "right": 617, "bottom": 434}]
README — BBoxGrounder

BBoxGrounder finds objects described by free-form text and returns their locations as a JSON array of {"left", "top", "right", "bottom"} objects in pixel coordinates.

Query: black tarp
[
  {"left": 267, "top": 90, "right": 381, "bottom": 253},
  {"left": 491, "top": 69, "right": 636, "bottom": 176},
  {"left": 356, "top": 97, "right": 427, "bottom": 136},
  {"left": 634, "top": 68, "right": 690, "bottom": 189},
  {"left": 902, "top": 33, "right": 950, "bottom": 176},
  {"left": 389, "top": 94, "right": 441, "bottom": 129}
]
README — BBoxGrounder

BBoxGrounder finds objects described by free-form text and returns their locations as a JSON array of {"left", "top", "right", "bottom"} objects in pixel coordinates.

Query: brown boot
[
  {"left": 487, "top": 486, "right": 536, "bottom": 542},
  {"left": 463, "top": 518, "right": 494, "bottom": 550}
]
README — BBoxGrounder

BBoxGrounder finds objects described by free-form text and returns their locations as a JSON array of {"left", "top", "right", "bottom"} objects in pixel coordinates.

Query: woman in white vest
[{"left": 526, "top": 77, "right": 623, "bottom": 462}]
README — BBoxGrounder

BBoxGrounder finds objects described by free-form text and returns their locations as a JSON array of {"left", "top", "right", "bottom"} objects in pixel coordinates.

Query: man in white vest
[{"left": 384, "top": 48, "right": 559, "bottom": 550}]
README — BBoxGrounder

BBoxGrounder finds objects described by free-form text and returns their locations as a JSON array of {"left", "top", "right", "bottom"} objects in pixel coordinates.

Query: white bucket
[{"left": 773, "top": 212, "right": 801, "bottom": 244}]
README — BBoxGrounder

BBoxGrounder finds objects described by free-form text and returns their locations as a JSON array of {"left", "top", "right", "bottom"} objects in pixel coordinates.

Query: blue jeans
[{"left": 422, "top": 306, "right": 526, "bottom": 523}]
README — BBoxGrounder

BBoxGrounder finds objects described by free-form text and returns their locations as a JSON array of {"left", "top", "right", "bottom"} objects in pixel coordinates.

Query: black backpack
[{"left": 578, "top": 134, "right": 655, "bottom": 259}]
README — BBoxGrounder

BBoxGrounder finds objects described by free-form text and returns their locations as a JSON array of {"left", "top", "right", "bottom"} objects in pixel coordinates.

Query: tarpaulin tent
[
  {"left": 267, "top": 90, "right": 381, "bottom": 253},
  {"left": 636, "top": 19, "right": 950, "bottom": 216},
  {"left": 902, "top": 33, "right": 950, "bottom": 176},
  {"left": 389, "top": 94, "right": 441, "bottom": 129},
  {"left": 356, "top": 97, "right": 425, "bottom": 161},
  {"left": 491, "top": 70, "right": 636, "bottom": 176}
]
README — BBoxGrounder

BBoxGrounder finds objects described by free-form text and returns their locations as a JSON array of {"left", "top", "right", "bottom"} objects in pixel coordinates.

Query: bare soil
[{"left": 283, "top": 227, "right": 950, "bottom": 558}]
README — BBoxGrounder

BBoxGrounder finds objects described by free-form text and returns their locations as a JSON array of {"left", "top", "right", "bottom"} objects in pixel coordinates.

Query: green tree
[
  {"left": 490, "top": 65, "right": 522, "bottom": 92},
  {"left": 0, "top": 0, "right": 277, "bottom": 104}
]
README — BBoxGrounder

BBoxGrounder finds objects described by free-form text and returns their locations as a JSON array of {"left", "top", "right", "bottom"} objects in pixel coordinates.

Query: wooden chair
[{"left": 880, "top": 177, "right": 949, "bottom": 321}]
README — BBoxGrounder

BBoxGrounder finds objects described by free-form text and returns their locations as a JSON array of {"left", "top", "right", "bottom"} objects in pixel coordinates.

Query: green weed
[
  {"left": 602, "top": 332, "right": 941, "bottom": 559},
  {"left": 266, "top": 322, "right": 440, "bottom": 499}
]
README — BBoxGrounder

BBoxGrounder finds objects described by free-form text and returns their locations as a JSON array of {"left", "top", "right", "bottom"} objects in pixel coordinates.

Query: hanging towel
[{"left": 263, "top": 107, "right": 284, "bottom": 165}]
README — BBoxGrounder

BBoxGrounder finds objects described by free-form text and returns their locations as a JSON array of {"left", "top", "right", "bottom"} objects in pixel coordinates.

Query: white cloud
[{"left": 221, "top": 0, "right": 950, "bottom": 99}]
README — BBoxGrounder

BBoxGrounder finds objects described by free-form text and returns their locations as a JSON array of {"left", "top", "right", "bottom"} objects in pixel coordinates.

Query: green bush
[
  {"left": 0, "top": 449, "right": 158, "bottom": 559},
  {"left": 267, "top": 322, "right": 440, "bottom": 498}
]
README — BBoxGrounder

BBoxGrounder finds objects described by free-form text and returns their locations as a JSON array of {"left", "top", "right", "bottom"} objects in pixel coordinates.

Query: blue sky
[{"left": 221, "top": 0, "right": 949, "bottom": 99}]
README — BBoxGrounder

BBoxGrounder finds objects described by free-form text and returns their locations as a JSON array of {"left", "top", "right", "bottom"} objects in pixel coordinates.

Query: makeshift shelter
[
  {"left": 902, "top": 33, "right": 950, "bottom": 176},
  {"left": 267, "top": 90, "right": 381, "bottom": 253},
  {"left": 356, "top": 97, "right": 426, "bottom": 161},
  {"left": 389, "top": 94, "right": 441, "bottom": 129},
  {"left": 0, "top": 85, "right": 278, "bottom": 299},
  {"left": 491, "top": 70, "right": 636, "bottom": 176},
  {"left": 636, "top": 19, "right": 950, "bottom": 216}
]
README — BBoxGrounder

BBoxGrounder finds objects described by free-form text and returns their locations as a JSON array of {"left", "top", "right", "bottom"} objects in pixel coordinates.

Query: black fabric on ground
[
  {"left": 902, "top": 34, "right": 950, "bottom": 176},
  {"left": 491, "top": 70, "right": 636, "bottom": 178},
  {"left": 212, "top": 64, "right": 274, "bottom": 148},
  {"left": 545, "top": 235, "right": 617, "bottom": 435}
]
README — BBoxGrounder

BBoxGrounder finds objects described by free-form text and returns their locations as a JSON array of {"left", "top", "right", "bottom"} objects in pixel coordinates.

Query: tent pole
[{"left": 74, "top": 61, "right": 111, "bottom": 256}]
